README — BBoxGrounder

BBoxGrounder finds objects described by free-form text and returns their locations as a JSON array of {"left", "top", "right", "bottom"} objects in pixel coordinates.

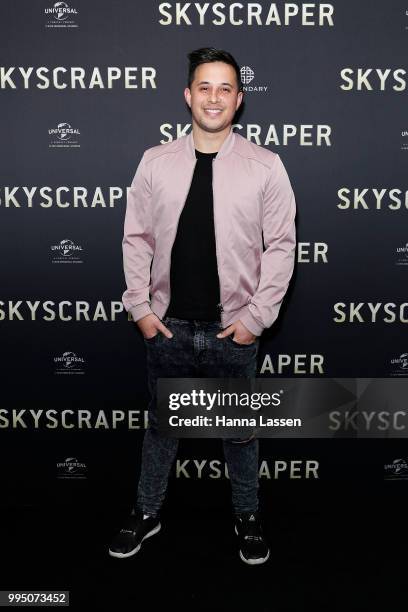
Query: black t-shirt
[{"left": 165, "top": 148, "right": 221, "bottom": 321}]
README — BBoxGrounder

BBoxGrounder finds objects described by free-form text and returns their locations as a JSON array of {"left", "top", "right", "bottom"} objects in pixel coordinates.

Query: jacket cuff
[
  {"left": 239, "top": 307, "right": 265, "bottom": 337},
  {"left": 129, "top": 302, "right": 153, "bottom": 323}
]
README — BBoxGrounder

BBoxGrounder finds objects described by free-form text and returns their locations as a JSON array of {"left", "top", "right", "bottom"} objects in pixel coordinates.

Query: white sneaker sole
[
  {"left": 234, "top": 525, "right": 270, "bottom": 565},
  {"left": 108, "top": 522, "right": 161, "bottom": 558}
]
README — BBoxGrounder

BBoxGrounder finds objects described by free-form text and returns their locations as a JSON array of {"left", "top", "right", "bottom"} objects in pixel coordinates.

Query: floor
[{"left": 0, "top": 481, "right": 405, "bottom": 611}]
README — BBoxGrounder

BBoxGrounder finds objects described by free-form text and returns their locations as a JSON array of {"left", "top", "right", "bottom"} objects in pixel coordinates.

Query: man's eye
[{"left": 199, "top": 87, "right": 230, "bottom": 92}]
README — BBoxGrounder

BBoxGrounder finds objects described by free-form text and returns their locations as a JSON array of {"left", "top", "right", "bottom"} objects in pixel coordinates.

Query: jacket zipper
[
  {"left": 162, "top": 158, "right": 198, "bottom": 318},
  {"left": 212, "top": 158, "right": 225, "bottom": 327}
]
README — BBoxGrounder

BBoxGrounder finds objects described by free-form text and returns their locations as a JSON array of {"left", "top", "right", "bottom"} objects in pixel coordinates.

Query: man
[{"left": 109, "top": 47, "right": 296, "bottom": 565}]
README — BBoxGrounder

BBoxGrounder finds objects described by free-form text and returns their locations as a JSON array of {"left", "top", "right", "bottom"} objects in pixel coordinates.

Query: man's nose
[{"left": 208, "top": 88, "right": 220, "bottom": 103}]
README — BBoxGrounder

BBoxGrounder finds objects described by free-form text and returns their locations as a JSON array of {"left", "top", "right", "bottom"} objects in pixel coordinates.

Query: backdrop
[{"left": 1, "top": 0, "right": 407, "bottom": 509}]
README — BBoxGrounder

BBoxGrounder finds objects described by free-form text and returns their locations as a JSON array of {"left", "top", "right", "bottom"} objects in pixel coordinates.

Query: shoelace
[
  {"left": 238, "top": 518, "right": 264, "bottom": 541},
  {"left": 119, "top": 518, "right": 140, "bottom": 534}
]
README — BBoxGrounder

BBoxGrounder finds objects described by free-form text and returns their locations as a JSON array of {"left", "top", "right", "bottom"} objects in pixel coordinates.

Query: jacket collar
[{"left": 185, "top": 126, "right": 235, "bottom": 160}]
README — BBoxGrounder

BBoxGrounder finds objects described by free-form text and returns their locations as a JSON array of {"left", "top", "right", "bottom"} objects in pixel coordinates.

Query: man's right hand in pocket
[{"left": 136, "top": 313, "right": 173, "bottom": 340}]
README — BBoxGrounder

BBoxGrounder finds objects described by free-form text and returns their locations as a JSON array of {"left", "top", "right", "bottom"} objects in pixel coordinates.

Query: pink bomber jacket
[{"left": 122, "top": 127, "right": 297, "bottom": 336}]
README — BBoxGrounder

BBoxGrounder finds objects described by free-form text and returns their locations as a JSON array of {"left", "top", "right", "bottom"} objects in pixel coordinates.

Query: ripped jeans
[{"left": 136, "top": 316, "right": 260, "bottom": 516}]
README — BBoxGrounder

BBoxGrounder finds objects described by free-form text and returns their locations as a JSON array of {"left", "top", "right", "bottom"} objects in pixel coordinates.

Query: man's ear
[
  {"left": 236, "top": 90, "right": 243, "bottom": 111},
  {"left": 184, "top": 87, "right": 191, "bottom": 108}
]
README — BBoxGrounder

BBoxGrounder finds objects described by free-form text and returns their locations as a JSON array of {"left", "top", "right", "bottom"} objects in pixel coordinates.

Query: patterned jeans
[{"left": 136, "top": 315, "right": 260, "bottom": 516}]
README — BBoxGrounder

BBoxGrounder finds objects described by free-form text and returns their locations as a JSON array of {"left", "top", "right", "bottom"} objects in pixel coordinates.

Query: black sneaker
[
  {"left": 108, "top": 509, "right": 161, "bottom": 559},
  {"left": 234, "top": 511, "right": 270, "bottom": 565}
]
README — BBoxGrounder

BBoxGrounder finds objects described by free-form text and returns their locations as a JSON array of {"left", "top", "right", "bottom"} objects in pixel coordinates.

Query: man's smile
[{"left": 203, "top": 108, "right": 223, "bottom": 116}]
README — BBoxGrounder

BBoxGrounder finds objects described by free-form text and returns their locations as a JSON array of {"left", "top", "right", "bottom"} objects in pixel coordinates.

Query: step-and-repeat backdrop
[{"left": 1, "top": 1, "right": 407, "bottom": 508}]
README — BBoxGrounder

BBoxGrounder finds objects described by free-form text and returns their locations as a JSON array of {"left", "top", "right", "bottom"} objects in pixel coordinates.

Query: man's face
[{"left": 184, "top": 61, "right": 243, "bottom": 133}]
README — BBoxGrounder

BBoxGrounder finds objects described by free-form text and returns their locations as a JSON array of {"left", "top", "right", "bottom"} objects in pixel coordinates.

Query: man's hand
[
  {"left": 216, "top": 319, "right": 257, "bottom": 345},
  {"left": 136, "top": 313, "right": 173, "bottom": 340}
]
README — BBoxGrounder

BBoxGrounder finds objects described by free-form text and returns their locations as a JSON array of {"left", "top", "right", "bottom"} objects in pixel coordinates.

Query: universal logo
[
  {"left": 48, "top": 123, "right": 80, "bottom": 148},
  {"left": 54, "top": 351, "right": 85, "bottom": 375},
  {"left": 402, "top": 129, "right": 408, "bottom": 150},
  {"left": 390, "top": 353, "right": 408, "bottom": 376},
  {"left": 395, "top": 243, "right": 408, "bottom": 265},
  {"left": 51, "top": 239, "right": 84, "bottom": 263},
  {"left": 45, "top": 2, "right": 78, "bottom": 28},
  {"left": 240, "top": 66, "right": 268, "bottom": 93},
  {"left": 384, "top": 458, "right": 408, "bottom": 480},
  {"left": 56, "top": 457, "right": 87, "bottom": 479}
]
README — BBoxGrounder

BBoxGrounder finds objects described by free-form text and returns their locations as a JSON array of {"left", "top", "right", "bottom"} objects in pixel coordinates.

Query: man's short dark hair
[{"left": 187, "top": 47, "right": 243, "bottom": 92}]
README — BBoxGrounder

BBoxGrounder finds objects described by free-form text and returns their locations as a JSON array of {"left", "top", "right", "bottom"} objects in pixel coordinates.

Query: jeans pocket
[
  {"left": 227, "top": 335, "right": 257, "bottom": 348},
  {"left": 144, "top": 332, "right": 160, "bottom": 343}
]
